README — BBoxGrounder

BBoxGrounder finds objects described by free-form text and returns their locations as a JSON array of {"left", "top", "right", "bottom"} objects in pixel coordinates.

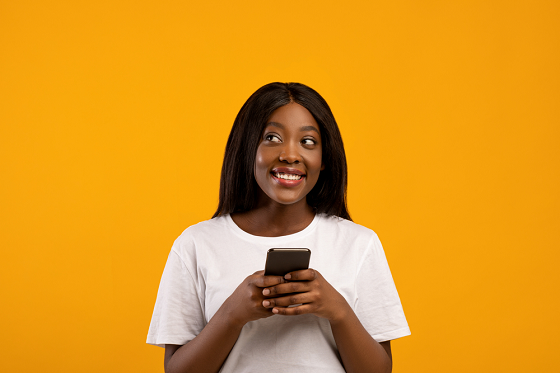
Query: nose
[{"left": 278, "top": 142, "right": 302, "bottom": 164}]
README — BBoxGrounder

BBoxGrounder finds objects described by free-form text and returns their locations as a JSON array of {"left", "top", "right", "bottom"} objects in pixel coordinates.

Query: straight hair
[{"left": 212, "top": 82, "right": 351, "bottom": 221}]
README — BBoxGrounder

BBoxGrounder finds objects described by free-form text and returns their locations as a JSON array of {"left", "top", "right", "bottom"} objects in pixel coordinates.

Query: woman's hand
[
  {"left": 260, "top": 268, "right": 351, "bottom": 323},
  {"left": 222, "top": 270, "right": 287, "bottom": 327},
  {"left": 164, "top": 271, "right": 286, "bottom": 373}
]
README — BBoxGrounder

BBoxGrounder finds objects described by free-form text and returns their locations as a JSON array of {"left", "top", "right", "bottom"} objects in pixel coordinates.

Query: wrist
[
  {"left": 328, "top": 300, "right": 354, "bottom": 326},
  {"left": 216, "top": 298, "right": 247, "bottom": 330}
]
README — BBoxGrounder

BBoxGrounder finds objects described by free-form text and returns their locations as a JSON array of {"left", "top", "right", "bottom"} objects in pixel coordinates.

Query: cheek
[
  {"left": 309, "top": 151, "right": 323, "bottom": 175},
  {"left": 254, "top": 147, "right": 273, "bottom": 185},
  {"left": 254, "top": 148, "right": 268, "bottom": 172}
]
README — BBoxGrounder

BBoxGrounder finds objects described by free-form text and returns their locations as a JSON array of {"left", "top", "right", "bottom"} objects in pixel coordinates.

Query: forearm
[
  {"left": 165, "top": 304, "right": 244, "bottom": 373},
  {"left": 262, "top": 268, "right": 393, "bottom": 372},
  {"left": 330, "top": 308, "right": 392, "bottom": 373}
]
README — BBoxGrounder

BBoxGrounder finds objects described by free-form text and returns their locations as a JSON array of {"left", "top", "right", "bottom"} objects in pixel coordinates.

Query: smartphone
[{"left": 264, "top": 248, "right": 311, "bottom": 276}]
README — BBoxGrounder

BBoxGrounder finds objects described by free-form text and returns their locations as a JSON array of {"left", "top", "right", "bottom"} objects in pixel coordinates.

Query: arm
[
  {"left": 262, "top": 269, "right": 392, "bottom": 373},
  {"left": 329, "top": 310, "right": 392, "bottom": 373},
  {"left": 164, "top": 305, "right": 242, "bottom": 373},
  {"left": 165, "top": 272, "right": 286, "bottom": 373}
]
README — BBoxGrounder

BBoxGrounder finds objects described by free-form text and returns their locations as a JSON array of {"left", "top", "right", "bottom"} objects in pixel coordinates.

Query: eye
[
  {"left": 301, "top": 138, "right": 316, "bottom": 146},
  {"left": 265, "top": 134, "right": 282, "bottom": 143}
]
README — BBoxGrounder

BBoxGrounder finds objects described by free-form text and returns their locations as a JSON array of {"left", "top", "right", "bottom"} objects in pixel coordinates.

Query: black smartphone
[{"left": 264, "top": 248, "right": 311, "bottom": 276}]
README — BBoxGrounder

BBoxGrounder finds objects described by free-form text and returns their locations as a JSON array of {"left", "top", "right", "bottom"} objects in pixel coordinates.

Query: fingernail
[
  {"left": 263, "top": 300, "right": 270, "bottom": 307},
  {"left": 263, "top": 289, "right": 270, "bottom": 295},
  {"left": 272, "top": 308, "right": 279, "bottom": 314},
  {"left": 285, "top": 274, "right": 291, "bottom": 280}
]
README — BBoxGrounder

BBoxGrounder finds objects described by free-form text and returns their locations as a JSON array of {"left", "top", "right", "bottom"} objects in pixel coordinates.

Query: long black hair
[{"left": 212, "top": 82, "right": 351, "bottom": 220}]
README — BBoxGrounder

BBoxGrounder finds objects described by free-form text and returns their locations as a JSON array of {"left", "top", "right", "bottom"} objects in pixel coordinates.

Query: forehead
[{"left": 266, "top": 103, "right": 320, "bottom": 133}]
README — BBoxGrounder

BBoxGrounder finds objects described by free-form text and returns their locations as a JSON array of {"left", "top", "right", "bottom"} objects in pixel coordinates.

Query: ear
[{"left": 320, "top": 163, "right": 325, "bottom": 171}]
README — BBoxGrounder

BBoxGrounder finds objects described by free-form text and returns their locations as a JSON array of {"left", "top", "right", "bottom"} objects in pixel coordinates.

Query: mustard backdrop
[{"left": 1, "top": 1, "right": 559, "bottom": 372}]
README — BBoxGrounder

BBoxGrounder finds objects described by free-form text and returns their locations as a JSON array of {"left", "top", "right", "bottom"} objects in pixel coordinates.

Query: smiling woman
[
  {"left": 254, "top": 103, "right": 324, "bottom": 207},
  {"left": 146, "top": 82, "right": 410, "bottom": 373},
  {"left": 213, "top": 83, "right": 350, "bottom": 222}
]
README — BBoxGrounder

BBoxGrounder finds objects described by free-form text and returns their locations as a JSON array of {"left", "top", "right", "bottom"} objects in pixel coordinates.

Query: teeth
[{"left": 274, "top": 172, "right": 303, "bottom": 180}]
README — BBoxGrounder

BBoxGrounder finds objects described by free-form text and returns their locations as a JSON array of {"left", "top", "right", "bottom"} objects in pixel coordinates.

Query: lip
[
  {"left": 270, "top": 167, "right": 306, "bottom": 187},
  {"left": 271, "top": 167, "right": 306, "bottom": 176}
]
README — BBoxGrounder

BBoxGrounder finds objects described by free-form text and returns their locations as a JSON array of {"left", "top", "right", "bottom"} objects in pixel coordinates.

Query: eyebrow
[{"left": 267, "top": 121, "right": 320, "bottom": 134}]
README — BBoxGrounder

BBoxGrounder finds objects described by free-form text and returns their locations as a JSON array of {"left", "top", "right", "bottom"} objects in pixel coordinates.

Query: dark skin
[{"left": 164, "top": 103, "right": 392, "bottom": 373}]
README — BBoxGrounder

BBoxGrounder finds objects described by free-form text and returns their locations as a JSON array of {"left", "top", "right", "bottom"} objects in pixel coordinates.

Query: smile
[{"left": 273, "top": 172, "right": 303, "bottom": 180}]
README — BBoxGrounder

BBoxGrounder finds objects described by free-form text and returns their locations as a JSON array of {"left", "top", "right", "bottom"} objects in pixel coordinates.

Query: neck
[{"left": 231, "top": 199, "right": 315, "bottom": 237}]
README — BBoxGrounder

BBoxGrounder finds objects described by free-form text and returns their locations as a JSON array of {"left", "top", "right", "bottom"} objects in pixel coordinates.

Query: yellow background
[{"left": 1, "top": 0, "right": 559, "bottom": 372}]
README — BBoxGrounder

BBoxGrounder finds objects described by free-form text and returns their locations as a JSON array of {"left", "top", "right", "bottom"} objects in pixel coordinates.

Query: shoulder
[
  {"left": 314, "top": 214, "right": 382, "bottom": 262},
  {"left": 171, "top": 215, "right": 230, "bottom": 254},
  {"left": 177, "top": 215, "right": 229, "bottom": 237},
  {"left": 316, "top": 214, "right": 379, "bottom": 241}
]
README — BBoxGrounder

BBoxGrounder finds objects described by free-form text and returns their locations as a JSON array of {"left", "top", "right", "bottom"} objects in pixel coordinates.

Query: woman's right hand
[
  {"left": 164, "top": 271, "right": 287, "bottom": 373},
  {"left": 222, "top": 270, "right": 286, "bottom": 327}
]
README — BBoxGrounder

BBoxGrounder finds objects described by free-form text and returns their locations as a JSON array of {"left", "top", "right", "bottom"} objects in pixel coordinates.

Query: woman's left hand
[{"left": 261, "top": 268, "right": 351, "bottom": 323}]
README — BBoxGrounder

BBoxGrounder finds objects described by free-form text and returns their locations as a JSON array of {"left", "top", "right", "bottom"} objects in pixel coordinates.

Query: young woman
[{"left": 147, "top": 82, "right": 410, "bottom": 373}]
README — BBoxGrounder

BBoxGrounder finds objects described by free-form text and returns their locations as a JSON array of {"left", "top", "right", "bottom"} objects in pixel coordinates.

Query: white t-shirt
[{"left": 147, "top": 214, "right": 410, "bottom": 372}]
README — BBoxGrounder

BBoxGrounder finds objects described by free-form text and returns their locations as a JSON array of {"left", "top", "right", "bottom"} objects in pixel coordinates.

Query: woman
[{"left": 147, "top": 82, "right": 410, "bottom": 373}]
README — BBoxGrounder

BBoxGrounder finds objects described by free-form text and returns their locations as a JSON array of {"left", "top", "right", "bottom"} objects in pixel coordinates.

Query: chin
[{"left": 273, "top": 194, "right": 307, "bottom": 205}]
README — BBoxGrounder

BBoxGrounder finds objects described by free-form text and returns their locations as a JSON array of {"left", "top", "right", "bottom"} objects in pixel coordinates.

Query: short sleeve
[
  {"left": 354, "top": 234, "right": 411, "bottom": 342},
  {"left": 146, "top": 247, "right": 206, "bottom": 347}
]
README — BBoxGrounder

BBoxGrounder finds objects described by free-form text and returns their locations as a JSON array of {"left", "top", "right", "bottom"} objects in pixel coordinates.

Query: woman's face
[{"left": 254, "top": 103, "right": 324, "bottom": 207}]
